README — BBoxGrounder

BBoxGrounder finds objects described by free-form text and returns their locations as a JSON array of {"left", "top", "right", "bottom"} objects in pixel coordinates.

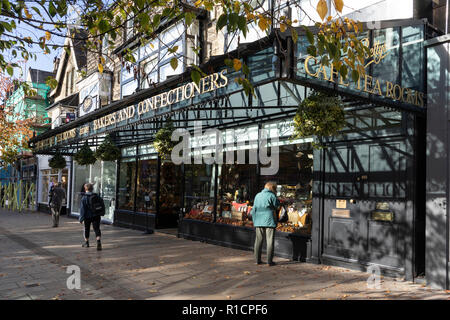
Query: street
[{"left": 0, "top": 209, "right": 448, "bottom": 300}]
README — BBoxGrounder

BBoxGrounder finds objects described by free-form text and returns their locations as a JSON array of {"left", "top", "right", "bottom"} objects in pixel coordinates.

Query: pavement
[{"left": 0, "top": 209, "right": 449, "bottom": 300}]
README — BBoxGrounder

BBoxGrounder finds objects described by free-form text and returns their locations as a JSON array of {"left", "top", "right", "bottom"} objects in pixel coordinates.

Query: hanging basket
[
  {"left": 74, "top": 142, "right": 97, "bottom": 166},
  {"left": 95, "top": 135, "right": 121, "bottom": 162},
  {"left": 48, "top": 152, "right": 66, "bottom": 169},
  {"left": 153, "top": 120, "right": 177, "bottom": 159},
  {"left": 292, "top": 91, "right": 346, "bottom": 147}
]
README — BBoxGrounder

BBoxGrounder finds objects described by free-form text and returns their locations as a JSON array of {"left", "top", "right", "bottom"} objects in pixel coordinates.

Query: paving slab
[{"left": 0, "top": 209, "right": 449, "bottom": 300}]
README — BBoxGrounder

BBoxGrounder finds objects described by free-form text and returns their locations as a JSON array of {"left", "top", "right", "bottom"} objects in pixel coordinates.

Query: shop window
[
  {"left": 101, "top": 161, "right": 117, "bottom": 220},
  {"left": 71, "top": 161, "right": 116, "bottom": 221},
  {"left": 118, "top": 159, "right": 136, "bottom": 211},
  {"left": 40, "top": 168, "right": 68, "bottom": 204},
  {"left": 136, "top": 157, "right": 158, "bottom": 213},
  {"left": 184, "top": 164, "right": 216, "bottom": 222},
  {"left": 259, "top": 143, "right": 313, "bottom": 235},
  {"left": 72, "top": 163, "right": 90, "bottom": 213},
  {"left": 159, "top": 160, "right": 183, "bottom": 217},
  {"left": 216, "top": 158, "right": 258, "bottom": 227}
]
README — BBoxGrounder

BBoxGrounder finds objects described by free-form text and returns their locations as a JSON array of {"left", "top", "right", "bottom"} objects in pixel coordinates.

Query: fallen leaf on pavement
[{"left": 244, "top": 271, "right": 251, "bottom": 275}]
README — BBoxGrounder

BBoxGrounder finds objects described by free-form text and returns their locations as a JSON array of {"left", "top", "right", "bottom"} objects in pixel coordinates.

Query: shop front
[{"left": 30, "top": 18, "right": 430, "bottom": 281}]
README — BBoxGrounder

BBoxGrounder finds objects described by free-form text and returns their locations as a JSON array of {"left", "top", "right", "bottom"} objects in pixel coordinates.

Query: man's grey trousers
[{"left": 254, "top": 227, "right": 275, "bottom": 263}]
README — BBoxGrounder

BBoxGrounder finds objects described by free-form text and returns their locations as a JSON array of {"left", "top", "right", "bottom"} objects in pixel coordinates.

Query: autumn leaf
[
  {"left": 280, "top": 23, "right": 287, "bottom": 33},
  {"left": 233, "top": 58, "right": 242, "bottom": 71},
  {"left": 98, "top": 63, "right": 103, "bottom": 74},
  {"left": 258, "top": 16, "right": 269, "bottom": 31},
  {"left": 317, "top": 0, "right": 328, "bottom": 21},
  {"left": 23, "top": 6, "right": 32, "bottom": 19},
  {"left": 45, "top": 31, "right": 51, "bottom": 41},
  {"left": 333, "top": 0, "right": 344, "bottom": 13}
]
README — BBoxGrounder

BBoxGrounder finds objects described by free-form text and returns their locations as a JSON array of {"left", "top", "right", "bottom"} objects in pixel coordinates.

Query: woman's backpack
[{"left": 87, "top": 193, "right": 105, "bottom": 216}]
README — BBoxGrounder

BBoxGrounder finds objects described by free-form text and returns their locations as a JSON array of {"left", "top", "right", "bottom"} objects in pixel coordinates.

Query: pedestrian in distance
[
  {"left": 79, "top": 183, "right": 105, "bottom": 250},
  {"left": 48, "top": 182, "right": 66, "bottom": 228},
  {"left": 250, "top": 181, "right": 280, "bottom": 266}
]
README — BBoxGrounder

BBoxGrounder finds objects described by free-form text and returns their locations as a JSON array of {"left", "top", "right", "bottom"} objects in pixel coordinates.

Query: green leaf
[
  {"left": 242, "top": 63, "right": 250, "bottom": 76},
  {"left": 48, "top": 2, "right": 57, "bottom": 17},
  {"left": 340, "top": 64, "right": 347, "bottom": 80},
  {"left": 307, "top": 45, "right": 317, "bottom": 57},
  {"left": 291, "top": 29, "right": 298, "bottom": 44},
  {"left": 351, "top": 69, "right": 359, "bottom": 83},
  {"left": 216, "top": 14, "right": 228, "bottom": 31},
  {"left": 6, "top": 65, "right": 13, "bottom": 76},
  {"left": 185, "top": 12, "right": 196, "bottom": 27},
  {"left": 238, "top": 15, "right": 247, "bottom": 37},
  {"left": 170, "top": 58, "right": 178, "bottom": 70},
  {"left": 228, "top": 13, "right": 239, "bottom": 31},
  {"left": 303, "top": 26, "right": 315, "bottom": 45},
  {"left": 191, "top": 70, "right": 201, "bottom": 85},
  {"left": 153, "top": 14, "right": 161, "bottom": 28}
]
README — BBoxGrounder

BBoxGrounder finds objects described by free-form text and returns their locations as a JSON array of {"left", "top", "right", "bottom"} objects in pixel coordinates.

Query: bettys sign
[{"left": 303, "top": 37, "right": 425, "bottom": 108}]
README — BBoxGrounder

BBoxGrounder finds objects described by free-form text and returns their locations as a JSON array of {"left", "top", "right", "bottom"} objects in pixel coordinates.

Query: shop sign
[
  {"left": 303, "top": 38, "right": 425, "bottom": 108},
  {"left": 93, "top": 70, "right": 228, "bottom": 131},
  {"left": 56, "top": 128, "right": 76, "bottom": 143}
]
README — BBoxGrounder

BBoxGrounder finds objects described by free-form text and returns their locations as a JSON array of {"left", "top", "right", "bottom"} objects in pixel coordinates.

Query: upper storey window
[{"left": 120, "top": 20, "right": 200, "bottom": 97}]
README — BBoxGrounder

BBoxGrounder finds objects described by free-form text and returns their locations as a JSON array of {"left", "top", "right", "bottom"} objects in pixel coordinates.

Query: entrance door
[{"left": 321, "top": 140, "right": 410, "bottom": 274}]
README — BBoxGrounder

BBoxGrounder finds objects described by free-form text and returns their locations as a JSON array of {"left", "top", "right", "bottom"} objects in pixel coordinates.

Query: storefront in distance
[{"left": 30, "top": 19, "right": 432, "bottom": 283}]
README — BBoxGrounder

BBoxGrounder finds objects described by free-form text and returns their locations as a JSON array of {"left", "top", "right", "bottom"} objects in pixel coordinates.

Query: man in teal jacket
[{"left": 250, "top": 181, "right": 280, "bottom": 266}]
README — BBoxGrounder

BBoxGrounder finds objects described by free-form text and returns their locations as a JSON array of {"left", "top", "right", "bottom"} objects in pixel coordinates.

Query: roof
[
  {"left": 28, "top": 68, "right": 55, "bottom": 84},
  {"left": 69, "top": 28, "right": 88, "bottom": 70},
  {"left": 46, "top": 92, "right": 79, "bottom": 110}
]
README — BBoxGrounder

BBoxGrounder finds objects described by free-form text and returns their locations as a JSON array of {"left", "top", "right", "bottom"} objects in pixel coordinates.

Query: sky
[{"left": 9, "top": 3, "right": 82, "bottom": 80}]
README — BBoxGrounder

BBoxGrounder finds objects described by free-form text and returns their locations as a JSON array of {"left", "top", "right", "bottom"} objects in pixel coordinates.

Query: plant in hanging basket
[
  {"left": 153, "top": 121, "right": 177, "bottom": 159},
  {"left": 292, "top": 91, "right": 346, "bottom": 147},
  {"left": 95, "top": 135, "right": 121, "bottom": 161},
  {"left": 74, "top": 142, "right": 97, "bottom": 166},
  {"left": 48, "top": 152, "right": 66, "bottom": 169}
]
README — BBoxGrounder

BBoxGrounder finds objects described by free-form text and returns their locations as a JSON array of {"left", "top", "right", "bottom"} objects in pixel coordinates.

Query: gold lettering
[
  {"left": 304, "top": 56, "right": 319, "bottom": 77},
  {"left": 317, "top": 64, "right": 328, "bottom": 81},
  {"left": 373, "top": 79, "right": 382, "bottom": 96},
  {"left": 184, "top": 83, "right": 194, "bottom": 99},
  {"left": 364, "top": 74, "right": 373, "bottom": 93},
  {"left": 192, "top": 81, "right": 202, "bottom": 96},
  {"left": 386, "top": 81, "right": 394, "bottom": 98},
  {"left": 329, "top": 64, "right": 339, "bottom": 83},
  {"left": 219, "top": 70, "right": 228, "bottom": 87}
]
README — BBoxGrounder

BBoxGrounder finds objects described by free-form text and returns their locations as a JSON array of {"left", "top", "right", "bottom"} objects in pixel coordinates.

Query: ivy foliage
[
  {"left": 73, "top": 142, "right": 97, "bottom": 166},
  {"left": 153, "top": 120, "right": 177, "bottom": 158},
  {"left": 95, "top": 135, "right": 121, "bottom": 162},
  {"left": 48, "top": 152, "right": 66, "bottom": 169},
  {"left": 292, "top": 91, "right": 346, "bottom": 147}
]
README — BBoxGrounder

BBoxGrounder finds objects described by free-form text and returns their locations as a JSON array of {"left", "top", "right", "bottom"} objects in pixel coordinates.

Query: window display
[
  {"left": 184, "top": 164, "right": 215, "bottom": 222},
  {"left": 118, "top": 159, "right": 136, "bottom": 211},
  {"left": 40, "top": 168, "right": 68, "bottom": 204},
  {"left": 184, "top": 143, "right": 314, "bottom": 235},
  {"left": 71, "top": 161, "right": 116, "bottom": 222},
  {"left": 216, "top": 160, "right": 258, "bottom": 228},
  {"left": 159, "top": 160, "right": 182, "bottom": 216},
  {"left": 260, "top": 143, "right": 313, "bottom": 235},
  {"left": 136, "top": 157, "right": 158, "bottom": 213}
]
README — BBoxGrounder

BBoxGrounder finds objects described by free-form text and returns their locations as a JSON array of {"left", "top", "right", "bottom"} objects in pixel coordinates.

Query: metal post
[{"left": 446, "top": 0, "right": 449, "bottom": 34}]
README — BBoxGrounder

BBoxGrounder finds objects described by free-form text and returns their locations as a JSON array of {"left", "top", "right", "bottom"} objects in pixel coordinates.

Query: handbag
[{"left": 278, "top": 206, "right": 288, "bottom": 223}]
